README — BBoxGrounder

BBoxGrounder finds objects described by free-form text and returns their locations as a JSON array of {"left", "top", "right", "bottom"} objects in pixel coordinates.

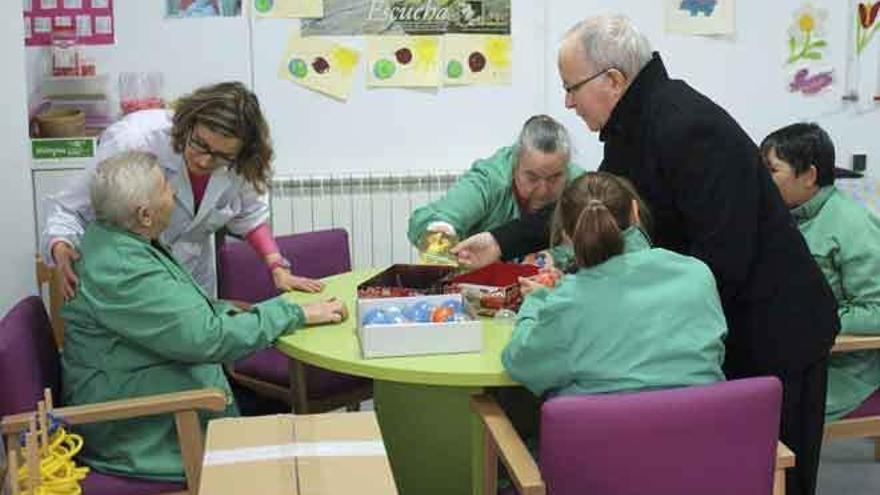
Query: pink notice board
[{"left": 24, "top": 0, "right": 115, "bottom": 46}]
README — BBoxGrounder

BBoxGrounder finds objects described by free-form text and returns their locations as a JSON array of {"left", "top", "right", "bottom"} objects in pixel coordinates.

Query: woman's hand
[
  {"left": 51, "top": 241, "right": 81, "bottom": 301},
  {"left": 272, "top": 267, "right": 325, "bottom": 293},
  {"left": 302, "top": 297, "right": 348, "bottom": 325}
]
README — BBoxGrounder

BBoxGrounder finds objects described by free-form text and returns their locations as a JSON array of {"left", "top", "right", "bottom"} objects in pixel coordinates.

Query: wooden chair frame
[
  {"left": 823, "top": 334, "right": 880, "bottom": 461},
  {"left": 470, "top": 394, "right": 795, "bottom": 495},
  {"left": 3, "top": 389, "right": 227, "bottom": 495},
  {"left": 35, "top": 256, "right": 65, "bottom": 350}
]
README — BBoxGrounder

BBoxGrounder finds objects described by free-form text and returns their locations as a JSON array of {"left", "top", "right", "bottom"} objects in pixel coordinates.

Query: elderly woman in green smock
[
  {"left": 762, "top": 123, "right": 880, "bottom": 421},
  {"left": 407, "top": 114, "right": 583, "bottom": 265},
  {"left": 60, "top": 151, "right": 347, "bottom": 481}
]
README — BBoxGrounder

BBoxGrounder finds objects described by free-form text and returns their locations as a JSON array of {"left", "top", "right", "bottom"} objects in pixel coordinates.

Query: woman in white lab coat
[{"left": 41, "top": 81, "right": 323, "bottom": 297}]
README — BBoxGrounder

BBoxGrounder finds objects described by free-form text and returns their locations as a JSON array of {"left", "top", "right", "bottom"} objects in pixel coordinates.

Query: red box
[
  {"left": 357, "top": 264, "right": 458, "bottom": 299},
  {"left": 444, "top": 263, "right": 539, "bottom": 315}
]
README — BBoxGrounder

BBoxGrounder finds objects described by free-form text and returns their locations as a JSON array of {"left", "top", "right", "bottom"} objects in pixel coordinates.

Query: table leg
[{"left": 374, "top": 380, "right": 486, "bottom": 495}]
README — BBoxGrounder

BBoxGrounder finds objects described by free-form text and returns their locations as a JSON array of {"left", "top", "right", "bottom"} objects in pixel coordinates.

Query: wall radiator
[{"left": 270, "top": 171, "right": 462, "bottom": 270}]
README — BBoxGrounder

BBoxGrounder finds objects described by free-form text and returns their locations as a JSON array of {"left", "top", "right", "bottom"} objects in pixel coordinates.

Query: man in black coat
[{"left": 453, "top": 14, "right": 839, "bottom": 495}]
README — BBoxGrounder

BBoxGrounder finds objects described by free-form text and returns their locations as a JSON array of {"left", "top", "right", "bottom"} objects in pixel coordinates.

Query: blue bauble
[
  {"left": 362, "top": 308, "right": 391, "bottom": 326},
  {"left": 384, "top": 305, "right": 408, "bottom": 324},
  {"left": 404, "top": 301, "right": 434, "bottom": 323}
]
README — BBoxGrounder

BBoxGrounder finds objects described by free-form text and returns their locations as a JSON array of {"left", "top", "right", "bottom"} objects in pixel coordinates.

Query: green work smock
[
  {"left": 502, "top": 227, "right": 727, "bottom": 397},
  {"left": 792, "top": 186, "right": 880, "bottom": 420},
  {"left": 407, "top": 146, "right": 583, "bottom": 247},
  {"left": 61, "top": 222, "right": 305, "bottom": 480}
]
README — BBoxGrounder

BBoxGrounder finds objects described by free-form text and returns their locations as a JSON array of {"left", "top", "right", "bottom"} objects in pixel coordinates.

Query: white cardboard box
[{"left": 356, "top": 293, "right": 483, "bottom": 358}]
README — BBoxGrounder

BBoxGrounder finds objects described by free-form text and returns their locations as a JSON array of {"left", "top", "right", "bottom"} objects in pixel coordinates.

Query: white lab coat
[{"left": 41, "top": 109, "right": 269, "bottom": 296}]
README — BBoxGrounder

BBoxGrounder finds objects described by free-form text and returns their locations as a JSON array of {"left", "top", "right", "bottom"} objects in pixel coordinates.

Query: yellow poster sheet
[
  {"left": 365, "top": 35, "right": 442, "bottom": 88},
  {"left": 442, "top": 34, "right": 511, "bottom": 86},
  {"left": 254, "top": 0, "right": 323, "bottom": 18},
  {"left": 278, "top": 34, "right": 360, "bottom": 101}
]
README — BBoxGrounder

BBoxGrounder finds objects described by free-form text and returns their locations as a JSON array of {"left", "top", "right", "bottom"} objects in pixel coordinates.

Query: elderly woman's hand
[
  {"left": 302, "top": 297, "right": 348, "bottom": 325},
  {"left": 450, "top": 232, "right": 501, "bottom": 269}
]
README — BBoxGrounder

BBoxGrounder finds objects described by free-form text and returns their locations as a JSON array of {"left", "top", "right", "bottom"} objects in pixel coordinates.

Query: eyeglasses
[
  {"left": 563, "top": 68, "right": 613, "bottom": 94},
  {"left": 187, "top": 130, "right": 238, "bottom": 168}
]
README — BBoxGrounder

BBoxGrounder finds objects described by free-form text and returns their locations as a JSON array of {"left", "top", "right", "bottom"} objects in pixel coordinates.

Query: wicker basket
[{"left": 35, "top": 108, "right": 86, "bottom": 138}]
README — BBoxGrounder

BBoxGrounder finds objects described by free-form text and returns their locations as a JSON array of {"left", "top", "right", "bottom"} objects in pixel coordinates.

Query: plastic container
[
  {"left": 119, "top": 72, "right": 165, "bottom": 115},
  {"left": 51, "top": 26, "right": 82, "bottom": 77},
  {"left": 35, "top": 108, "right": 86, "bottom": 138}
]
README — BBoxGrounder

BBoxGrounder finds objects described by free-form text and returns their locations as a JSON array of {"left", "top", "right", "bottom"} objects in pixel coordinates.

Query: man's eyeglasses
[
  {"left": 187, "top": 131, "right": 238, "bottom": 167},
  {"left": 563, "top": 68, "right": 613, "bottom": 95}
]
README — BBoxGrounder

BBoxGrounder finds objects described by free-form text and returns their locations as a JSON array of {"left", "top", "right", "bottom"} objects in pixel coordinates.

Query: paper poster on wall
[
  {"left": 301, "top": 0, "right": 510, "bottom": 36},
  {"left": 23, "top": 0, "right": 114, "bottom": 46},
  {"left": 842, "top": 0, "right": 880, "bottom": 101},
  {"left": 664, "top": 0, "right": 735, "bottom": 36},
  {"left": 254, "top": 0, "right": 323, "bottom": 18},
  {"left": 784, "top": 3, "right": 832, "bottom": 96},
  {"left": 165, "top": 0, "right": 242, "bottom": 18},
  {"left": 278, "top": 33, "right": 360, "bottom": 101},
  {"left": 786, "top": 3, "right": 828, "bottom": 65},
  {"left": 442, "top": 34, "right": 510, "bottom": 86},
  {"left": 366, "top": 35, "right": 441, "bottom": 88}
]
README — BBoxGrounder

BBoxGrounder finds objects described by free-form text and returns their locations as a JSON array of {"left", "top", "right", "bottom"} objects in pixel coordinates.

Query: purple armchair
[
  {"left": 472, "top": 377, "right": 794, "bottom": 495},
  {"left": 1, "top": 296, "right": 227, "bottom": 495},
  {"left": 217, "top": 228, "right": 372, "bottom": 414}
]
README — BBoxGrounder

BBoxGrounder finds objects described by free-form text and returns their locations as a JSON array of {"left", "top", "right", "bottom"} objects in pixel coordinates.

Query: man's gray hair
[
  {"left": 90, "top": 151, "right": 163, "bottom": 231},
  {"left": 565, "top": 14, "right": 652, "bottom": 81},
  {"left": 516, "top": 114, "right": 571, "bottom": 164}
]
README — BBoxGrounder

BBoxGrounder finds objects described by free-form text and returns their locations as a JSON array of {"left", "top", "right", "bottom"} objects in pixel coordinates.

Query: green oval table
[{"left": 278, "top": 269, "right": 518, "bottom": 495}]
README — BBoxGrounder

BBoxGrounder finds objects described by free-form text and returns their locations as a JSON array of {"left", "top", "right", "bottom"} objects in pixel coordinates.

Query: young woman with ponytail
[{"left": 502, "top": 171, "right": 728, "bottom": 398}]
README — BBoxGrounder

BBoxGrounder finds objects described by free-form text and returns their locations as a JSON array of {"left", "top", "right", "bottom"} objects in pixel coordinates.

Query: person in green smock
[
  {"left": 761, "top": 123, "right": 880, "bottom": 421},
  {"left": 407, "top": 114, "right": 584, "bottom": 266},
  {"left": 503, "top": 171, "right": 727, "bottom": 398},
  {"left": 61, "top": 151, "right": 347, "bottom": 481}
]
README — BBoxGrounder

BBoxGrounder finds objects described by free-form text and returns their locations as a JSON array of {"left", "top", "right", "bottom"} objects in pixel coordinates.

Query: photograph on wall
[
  {"left": 365, "top": 35, "right": 442, "bottom": 87},
  {"left": 442, "top": 34, "right": 511, "bottom": 86},
  {"left": 664, "top": 0, "right": 735, "bottom": 36},
  {"left": 165, "top": 0, "right": 242, "bottom": 18},
  {"left": 301, "top": 0, "right": 510, "bottom": 37},
  {"left": 23, "top": 0, "right": 115, "bottom": 46},
  {"left": 278, "top": 33, "right": 360, "bottom": 101},
  {"left": 254, "top": 0, "right": 323, "bottom": 18}
]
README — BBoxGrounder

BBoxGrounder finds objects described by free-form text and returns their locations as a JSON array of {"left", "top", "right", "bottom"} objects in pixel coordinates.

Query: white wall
[{"left": 0, "top": 2, "right": 37, "bottom": 313}]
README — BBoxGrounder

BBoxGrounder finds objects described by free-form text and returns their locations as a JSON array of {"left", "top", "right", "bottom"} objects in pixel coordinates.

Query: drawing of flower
[
  {"left": 787, "top": 3, "right": 828, "bottom": 64},
  {"left": 856, "top": 2, "right": 880, "bottom": 54}
]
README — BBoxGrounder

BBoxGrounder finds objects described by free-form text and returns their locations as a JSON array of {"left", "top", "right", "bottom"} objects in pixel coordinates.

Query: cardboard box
[
  {"left": 356, "top": 293, "right": 482, "bottom": 358},
  {"left": 356, "top": 264, "right": 457, "bottom": 299},
  {"left": 199, "top": 412, "right": 397, "bottom": 495},
  {"left": 444, "top": 262, "right": 539, "bottom": 316}
]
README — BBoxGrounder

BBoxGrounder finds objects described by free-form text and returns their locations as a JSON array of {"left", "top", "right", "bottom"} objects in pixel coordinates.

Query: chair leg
[
  {"left": 288, "top": 360, "right": 310, "bottom": 415},
  {"left": 874, "top": 437, "right": 880, "bottom": 462},
  {"left": 174, "top": 410, "right": 204, "bottom": 495},
  {"left": 483, "top": 429, "right": 498, "bottom": 495},
  {"left": 772, "top": 468, "right": 785, "bottom": 495},
  {"left": 345, "top": 402, "right": 361, "bottom": 412}
]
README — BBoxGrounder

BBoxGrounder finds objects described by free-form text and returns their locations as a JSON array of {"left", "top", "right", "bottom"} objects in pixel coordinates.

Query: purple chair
[
  {"left": 1, "top": 296, "right": 227, "bottom": 495},
  {"left": 823, "top": 336, "right": 880, "bottom": 461},
  {"left": 472, "top": 377, "right": 793, "bottom": 495},
  {"left": 217, "top": 228, "right": 372, "bottom": 414}
]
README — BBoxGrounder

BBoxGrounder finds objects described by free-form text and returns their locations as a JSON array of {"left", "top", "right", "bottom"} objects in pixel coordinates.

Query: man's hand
[
  {"left": 272, "top": 268, "right": 325, "bottom": 293},
  {"left": 450, "top": 232, "right": 501, "bottom": 269},
  {"left": 51, "top": 241, "right": 80, "bottom": 301},
  {"left": 302, "top": 297, "right": 348, "bottom": 325}
]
